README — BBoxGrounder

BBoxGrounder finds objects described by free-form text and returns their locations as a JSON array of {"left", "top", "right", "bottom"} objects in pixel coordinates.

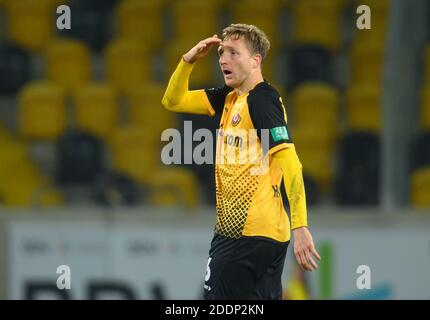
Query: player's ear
[{"left": 253, "top": 53, "right": 262, "bottom": 68}]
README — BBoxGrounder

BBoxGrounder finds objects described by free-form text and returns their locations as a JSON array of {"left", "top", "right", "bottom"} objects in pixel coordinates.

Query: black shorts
[{"left": 203, "top": 234, "right": 289, "bottom": 300}]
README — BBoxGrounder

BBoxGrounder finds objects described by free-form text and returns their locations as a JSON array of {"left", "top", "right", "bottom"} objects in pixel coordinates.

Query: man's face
[{"left": 218, "top": 36, "right": 257, "bottom": 88}]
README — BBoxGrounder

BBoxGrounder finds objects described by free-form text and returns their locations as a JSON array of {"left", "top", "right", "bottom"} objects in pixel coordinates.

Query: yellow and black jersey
[{"left": 203, "top": 81, "right": 293, "bottom": 243}]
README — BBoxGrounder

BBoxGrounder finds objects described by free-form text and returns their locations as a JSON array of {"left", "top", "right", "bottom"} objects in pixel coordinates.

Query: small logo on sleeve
[
  {"left": 270, "top": 126, "right": 289, "bottom": 142},
  {"left": 231, "top": 113, "right": 241, "bottom": 126}
]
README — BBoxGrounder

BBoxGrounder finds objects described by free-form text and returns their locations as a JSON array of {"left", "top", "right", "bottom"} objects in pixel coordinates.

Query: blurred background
[{"left": 0, "top": 0, "right": 429, "bottom": 299}]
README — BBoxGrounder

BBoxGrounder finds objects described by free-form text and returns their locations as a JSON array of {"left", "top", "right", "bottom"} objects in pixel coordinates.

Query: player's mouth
[{"left": 222, "top": 69, "right": 233, "bottom": 78}]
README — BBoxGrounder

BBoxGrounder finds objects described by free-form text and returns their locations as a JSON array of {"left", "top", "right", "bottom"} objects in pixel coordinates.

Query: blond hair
[{"left": 222, "top": 23, "right": 271, "bottom": 61}]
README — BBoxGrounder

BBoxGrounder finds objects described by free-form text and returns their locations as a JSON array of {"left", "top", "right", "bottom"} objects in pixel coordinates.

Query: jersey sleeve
[
  {"left": 248, "top": 88, "right": 293, "bottom": 155},
  {"left": 204, "top": 85, "right": 233, "bottom": 115}
]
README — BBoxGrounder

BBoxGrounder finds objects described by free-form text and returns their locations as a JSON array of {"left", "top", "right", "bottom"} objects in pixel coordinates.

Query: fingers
[
  {"left": 295, "top": 246, "right": 320, "bottom": 272},
  {"left": 295, "top": 249, "right": 312, "bottom": 271},
  {"left": 201, "top": 35, "right": 222, "bottom": 46},
  {"left": 311, "top": 246, "right": 321, "bottom": 261},
  {"left": 305, "top": 250, "right": 318, "bottom": 270}
]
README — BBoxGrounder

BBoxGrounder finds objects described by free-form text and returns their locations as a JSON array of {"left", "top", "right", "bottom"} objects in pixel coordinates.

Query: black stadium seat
[
  {"left": 56, "top": 130, "right": 105, "bottom": 184},
  {"left": 92, "top": 171, "right": 143, "bottom": 206},
  {"left": 60, "top": 0, "right": 117, "bottom": 51},
  {"left": 288, "top": 44, "right": 334, "bottom": 90},
  {"left": 334, "top": 131, "right": 380, "bottom": 205},
  {"left": 411, "top": 130, "right": 430, "bottom": 171},
  {"left": 0, "top": 43, "right": 31, "bottom": 94}
]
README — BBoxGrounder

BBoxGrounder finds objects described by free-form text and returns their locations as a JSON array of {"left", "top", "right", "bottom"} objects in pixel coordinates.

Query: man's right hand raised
[{"left": 183, "top": 35, "right": 222, "bottom": 64}]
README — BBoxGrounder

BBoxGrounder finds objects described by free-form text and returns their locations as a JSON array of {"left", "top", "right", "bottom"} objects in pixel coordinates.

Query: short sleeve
[
  {"left": 248, "top": 85, "right": 293, "bottom": 154},
  {"left": 205, "top": 85, "right": 233, "bottom": 115}
]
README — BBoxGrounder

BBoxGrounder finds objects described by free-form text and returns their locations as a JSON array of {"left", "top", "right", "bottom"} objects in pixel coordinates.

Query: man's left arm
[
  {"left": 248, "top": 86, "right": 320, "bottom": 271},
  {"left": 272, "top": 148, "right": 321, "bottom": 272}
]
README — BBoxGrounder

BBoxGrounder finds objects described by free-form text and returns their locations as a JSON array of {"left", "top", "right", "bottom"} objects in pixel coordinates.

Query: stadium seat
[
  {"left": 346, "top": 83, "right": 381, "bottom": 133},
  {"left": 170, "top": 0, "right": 219, "bottom": 42},
  {"left": 288, "top": 44, "right": 334, "bottom": 89},
  {"left": 334, "top": 131, "right": 380, "bottom": 205},
  {"left": 0, "top": 173, "right": 63, "bottom": 207},
  {"left": 5, "top": 0, "right": 56, "bottom": 51},
  {"left": 349, "top": 41, "right": 384, "bottom": 86},
  {"left": 0, "top": 42, "right": 31, "bottom": 94},
  {"left": 0, "top": 122, "right": 9, "bottom": 142},
  {"left": 290, "top": 0, "right": 343, "bottom": 51},
  {"left": 424, "top": 45, "right": 430, "bottom": 84},
  {"left": 230, "top": 0, "right": 281, "bottom": 49},
  {"left": 147, "top": 167, "right": 200, "bottom": 208},
  {"left": 56, "top": 130, "right": 105, "bottom": 184},
  {"left": 18, "top": 81, "right": 66, "bottom": 140},
  {"left": 410, "top": 166, "right": 430, "bottom": 208},
  {"left": 116, "top": 0, "right": 165, "bottom": 52},
  {"left": 125, "top": 82, "right": 177, "bottom": 138},
  {"left": 111, "top": 126, "right": 158, "bottom": 183},
  {"left": 421, "top": 85, "right": 430, "bottom": 128},
  {"left": 352, "top": 0, "right": 390, "bottom": 46},
  {"left": 61, "top": 0, "right": 113, "bottom": 51},
  {"left": 295, "top": 145, "right": 333, "bottom": 192},
  {"left": 290, "top": 82, "right": 340, "bottom": 146},
  {"left": 46, "top": 39, "right": 91, "bottom": 94},
  {"left": 74, "top": 83, "right": 118, "bottom": 140},
  {"left": 92, "top": 171, "right": 143, "bottom": 206},
  {"left": 0, "top": 140, "right": 29, "bottom": 181},
  {"left": 410, "top": 131, "right": 430, "bottom": 172},
  {"left": 166, "top": 40, "right": 216, "bottom": 87},
  {"left": 0, "top": 139, "right": 63, "bottom": 207},
  {"left": 104, "top": 38, "right": 151, "bottom": 93}
]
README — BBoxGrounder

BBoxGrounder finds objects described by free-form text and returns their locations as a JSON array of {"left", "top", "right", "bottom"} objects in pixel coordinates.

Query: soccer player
[{"left": 162, "top": 24, "right": 320, "bottom": 300}]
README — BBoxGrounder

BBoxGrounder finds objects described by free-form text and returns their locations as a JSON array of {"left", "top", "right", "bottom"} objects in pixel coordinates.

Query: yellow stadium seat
[
  {"left": 230, "top": 0, "right": 281, "bottom": 50},
  {"left": 166, "top": 40, "right": 216, "bottom": 87},
  {"left": 291, "top": 123, "right": 335, "bottom": 151},
  {"left": 171, "top": 0, "right": 220, "bottom": 41},
  {"left": 421, "top": 85, "right": 430, "bottom": 129},
  {"left": 289, "top": 0, "right": 347, "bottom": 14},
  {"left": 74, "top": 83, "right": 119, "bottom": 140},
  {"left": 352, "top": 0, "right": 390, "bottom": 46},
  {"left": 125, "top": 82, "right": 177, "bottom": 136},
  {"left": 296, "top": 145, "right": 333, "bottom": 192},
  {"left": 111, "top": 126, "right": 159, "bottom": 183},
  {"left": 46, "top": 39, "right": 91, "bottom": 94},
  {"left": 5, "top": 0, "right": 56, "bottom": 51},
  {"left": 0, "top": 143, "right": 63, "bottom": 207},
  {"left": 349, "top": 41, "right": 384, "bottom": 86},
  {"left": 148, "top": 167, "right": 199, "bottom": 208},
  {"left": 104, "top": 38, "right": 151, "bottom": 93},
  {"left": 0, "top": 173, "right": 63, "bottom": 207},
  {"left": 116, "top": 0, "right": 165, "bottom": 52},
  {"left": 410, "top": 167, "right": 430, "bottom": 208},
  {"left": 18, "top": 81, "right": 66, "bottom": 140},
  {"left": 346, "top": 84, "right": 381, "bottom": 133},
  {"left": 0, "top": 140, "right": 28, "bottom": 181},
  {"left": 290, "top": 82, "right": 340, "bottom": 143},
  {"left": 291, "top": 0, "right": 342, "bottom": 51},
  {"left": 0, "top": 121, "right": 11, "bottom": 142}
]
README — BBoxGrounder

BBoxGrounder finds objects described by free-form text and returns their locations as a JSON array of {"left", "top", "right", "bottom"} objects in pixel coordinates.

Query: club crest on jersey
[{"left": 231, "top": 113, "right": 241, "bottom": 126}]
